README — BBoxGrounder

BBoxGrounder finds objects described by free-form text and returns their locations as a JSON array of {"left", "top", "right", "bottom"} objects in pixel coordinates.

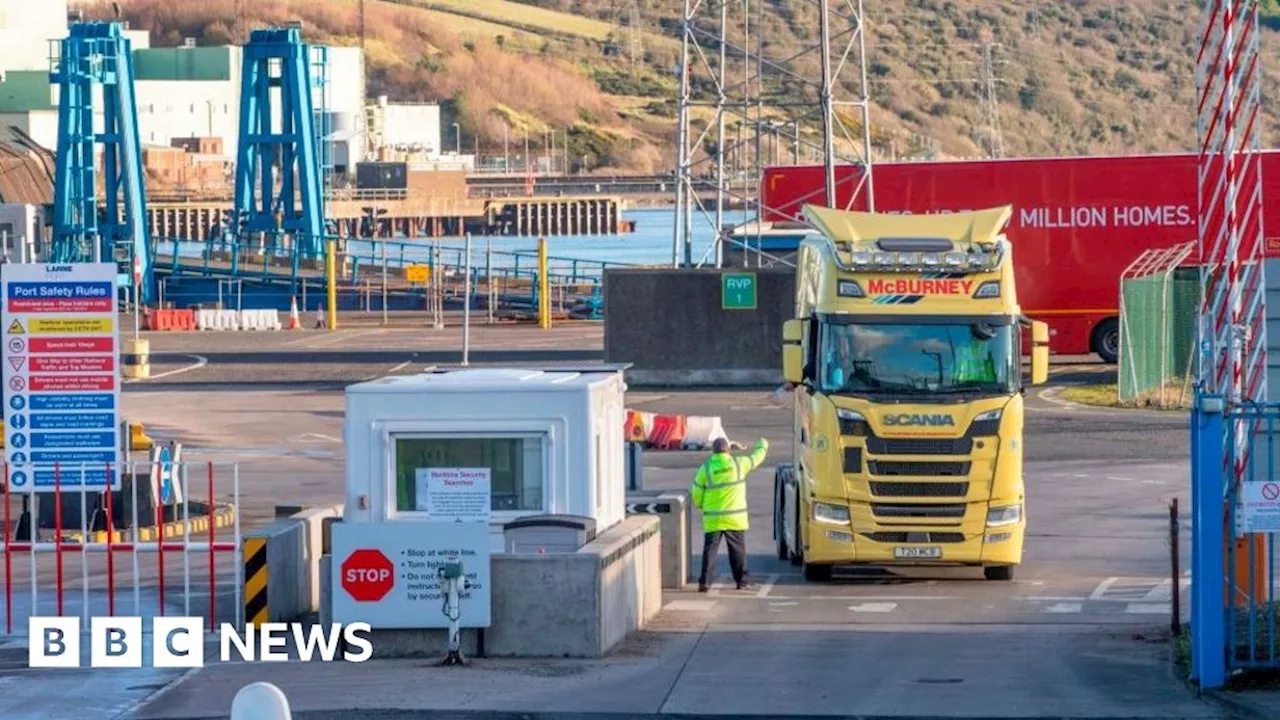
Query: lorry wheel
[
  {"left": 1092, "top": 318, "right": 1119, "bottom": 364},
  {"left": 774, "top": 484, "right": 789, "bottom": 561},
  {"left": 803, "top": 563, "right": 833, "bottom": 582},
  {"left": 983, "top": 565, "right": 1015, "bottom": 581},
  {"left": 789, "top": 493, "right": 803, "bottom": 566}
]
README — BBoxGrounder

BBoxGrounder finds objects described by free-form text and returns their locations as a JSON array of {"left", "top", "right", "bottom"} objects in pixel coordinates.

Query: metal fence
[
  {"left": 1118, "top": 243, "right": 1196, "bottom": 407},
  {"left": 1189, "top": 398, "right": 1280, "bottom": 688}
]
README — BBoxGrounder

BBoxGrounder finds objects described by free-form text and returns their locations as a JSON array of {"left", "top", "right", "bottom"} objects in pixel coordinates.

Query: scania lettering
[
  {"left": 883, "top": 414, "right": 956, "bottom": 427},
  {"left": 774, "top": 205, "right": 1048, "bottom": 582}
]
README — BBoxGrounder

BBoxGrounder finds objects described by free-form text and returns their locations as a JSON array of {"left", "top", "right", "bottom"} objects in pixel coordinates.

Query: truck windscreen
[{"left": 817, "top": 320, "right": 1018, "bottom": 397}]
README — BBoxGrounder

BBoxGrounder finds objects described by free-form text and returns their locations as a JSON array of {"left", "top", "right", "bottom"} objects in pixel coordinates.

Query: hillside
[{"left": 88, "top": 0, "right": 1280, "bottom": 172}]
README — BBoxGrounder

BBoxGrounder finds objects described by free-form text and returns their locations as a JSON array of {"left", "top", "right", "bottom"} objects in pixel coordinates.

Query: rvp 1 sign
[{"left": 1237, "top": 481, "right": 1280, "bottom": 535}]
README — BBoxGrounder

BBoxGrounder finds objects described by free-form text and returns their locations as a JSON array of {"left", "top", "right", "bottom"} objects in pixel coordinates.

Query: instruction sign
[
  {"left": 405, "top": 264, "right": 430, "bottom": 284},
  {"left": 1237, "top": 481, "right": 1280, "bottom": 534},
  {"left": 722, "top": 273, "right": 757, "bottom": 310},
  {"left": 415, "top": 467, "right": 491, "bottom": 521},
  {"left": 1, "top": 263, "right": 121, "bottom": 491},
  {"left": 331, "top": 521, "right": 491, "bottom": 628}
]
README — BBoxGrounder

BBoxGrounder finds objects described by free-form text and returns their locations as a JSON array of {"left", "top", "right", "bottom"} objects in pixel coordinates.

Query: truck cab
[{"left": 774, "top": 205, "right": 1049, "bottom": 581}]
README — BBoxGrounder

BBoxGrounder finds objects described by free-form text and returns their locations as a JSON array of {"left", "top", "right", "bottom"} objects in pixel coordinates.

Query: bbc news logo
[{"left": 29, "top": 617, "right": 373, "bottom": 667}]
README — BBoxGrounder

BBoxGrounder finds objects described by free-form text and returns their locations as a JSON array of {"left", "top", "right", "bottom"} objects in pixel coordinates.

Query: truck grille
[
  {"left": 844, "top": 447, "right": 862, "bottom": 473},
  {"left": 868, "top": 460, "right": 970, "bottom": 477},
  {"left": 872, "top": 503, "right": 966, "bottom": 519},
  {"left": 861, "top": 532, "right": 966, "bottom": 544},
  {"left": 866, "top": 436, "right": 971, "bottom": 455},
  {"left": 869, "top": 481, "right": 969, "bottom": 497}
]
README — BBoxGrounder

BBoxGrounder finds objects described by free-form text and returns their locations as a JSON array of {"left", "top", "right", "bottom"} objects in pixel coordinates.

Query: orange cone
[{"left": 287, "top": 296, "right": 301, "bottom": 329}]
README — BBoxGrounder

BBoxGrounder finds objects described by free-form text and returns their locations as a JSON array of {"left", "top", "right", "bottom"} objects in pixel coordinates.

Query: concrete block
[
  {"left": 244, "top": 518, "right": 306, "bottom": 624},
  {"left": 322, "top": 515, "right": 662, "bottom": 658},
  {"left": 626, "top": 490, "right": 689, "bottom": 589},
  {"left": 290, "top": 504, "right": 343, "bottom": 614}
]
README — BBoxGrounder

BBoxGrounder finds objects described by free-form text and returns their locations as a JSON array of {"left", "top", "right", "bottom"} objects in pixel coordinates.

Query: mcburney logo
[
  {"left": 866, "top": 278, "right": 973, "bottom": 296},
  {"left": 28, "top": 616, "right": 373, "bottom": 668}
]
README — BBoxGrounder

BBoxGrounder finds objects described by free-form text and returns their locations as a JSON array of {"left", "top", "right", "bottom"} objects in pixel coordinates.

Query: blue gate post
[{"left": 1191, "top": 393, "right": 1227, "bottom": 689}]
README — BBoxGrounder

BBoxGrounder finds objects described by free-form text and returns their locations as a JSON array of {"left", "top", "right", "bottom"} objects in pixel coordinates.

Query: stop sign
[{"left": 340, "top": 548, "right": 395, "bottom": 602}]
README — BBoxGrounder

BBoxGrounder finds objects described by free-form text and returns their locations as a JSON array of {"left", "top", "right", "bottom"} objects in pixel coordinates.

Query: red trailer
[{"left": 761, "top": 153, "right": 1280, "bottom": 362}]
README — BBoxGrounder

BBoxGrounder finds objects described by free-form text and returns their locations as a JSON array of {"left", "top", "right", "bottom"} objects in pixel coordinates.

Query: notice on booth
[
  {"left": 415, "top": 467, "right": 491, "bottom": 522},
  {"left": 331, "top": 521, "right": 491, "bottom": 629},
  {"left": 1238, "top": 481, "right": 1280, "bottom": 534},
  {"left": 1, "top": 263, "right": 121, "bottom": 491}
]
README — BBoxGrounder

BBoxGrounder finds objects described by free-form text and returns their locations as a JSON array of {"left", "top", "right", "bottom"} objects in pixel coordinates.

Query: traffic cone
[{"left": 287, "top": 296, "right": 301, "bottom": 329}]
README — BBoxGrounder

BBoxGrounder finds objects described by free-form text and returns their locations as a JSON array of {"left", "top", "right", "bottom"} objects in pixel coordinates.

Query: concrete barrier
[
  {"left": 626, "top": 491, "right": 689, "bottom": 589},
  {"left": 243, "top": 504, "right": 343, "bottom": 625},
  {"left": 321, "top": 514, "right": 662, "bottom": 658},
  {"left": 603, "top": 267, "right": 795, "bottom": 387}
]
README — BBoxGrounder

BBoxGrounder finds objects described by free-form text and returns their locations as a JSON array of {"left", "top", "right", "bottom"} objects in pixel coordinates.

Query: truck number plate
[{"left": 894, "top": 546, "right": 941, "bottom": 559}]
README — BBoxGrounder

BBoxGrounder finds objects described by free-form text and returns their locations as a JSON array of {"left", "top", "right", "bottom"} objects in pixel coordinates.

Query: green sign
[{"left": 722, "top": 273, "right": 757, "bottom": 310}]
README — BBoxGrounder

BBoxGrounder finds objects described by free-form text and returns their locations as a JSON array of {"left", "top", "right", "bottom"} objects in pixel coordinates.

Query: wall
[
  {"left": 135, "top": 80, "right": 239, "bottom": 156},
  {"left": 383, "top": 103, "right": 441, "bottom": 153},
  {"left": 0, "top": 110, "right": 56, "bottom": 150},
  {"left": 603, "top": 268, "right": 796, "bottom": 386}
]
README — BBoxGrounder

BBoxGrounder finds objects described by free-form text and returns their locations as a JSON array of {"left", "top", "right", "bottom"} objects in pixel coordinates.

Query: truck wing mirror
[
  {"left": 783, "top": 318, "right": 805, "bottom": 385},
  {"left": 1029, "top": 320, "right": 1049, "bottom": 386}
]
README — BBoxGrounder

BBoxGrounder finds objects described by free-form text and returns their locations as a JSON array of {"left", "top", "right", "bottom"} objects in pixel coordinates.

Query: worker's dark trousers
[{"left": 699, "top": 530, "right": 748, "bottom": 588}]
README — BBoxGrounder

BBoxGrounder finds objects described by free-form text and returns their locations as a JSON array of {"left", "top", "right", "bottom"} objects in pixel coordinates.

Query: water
[{"left": 349, "top": 206, "right": 751, "bottom": 270}]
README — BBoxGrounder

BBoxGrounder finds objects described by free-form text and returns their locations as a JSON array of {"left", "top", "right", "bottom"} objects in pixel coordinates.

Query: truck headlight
[
  {"left": 986, "top": 504, "right": 1022, "bottom": 527},
  {"left": 836, "top": 408, "right": 868, "bottom": 436},
  {"left": 813, "top": 502, "right": 851, "bottom": 525},
  {"left": 973, "top": 409, "right": 1001, "bottom": 422},
  {"left": 973, "top": 281, "right": 1000, "bottom": 298}
]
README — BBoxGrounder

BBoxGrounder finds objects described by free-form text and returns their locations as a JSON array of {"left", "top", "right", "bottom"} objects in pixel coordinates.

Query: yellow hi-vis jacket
[{"left": 691, "top": 438, "right": 769, "bottom": 532}]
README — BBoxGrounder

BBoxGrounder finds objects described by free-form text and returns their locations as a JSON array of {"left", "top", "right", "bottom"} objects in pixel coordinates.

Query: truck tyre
[
  {"left": 774, "top": 472, "right": 789, "bottom": 561},
  {"left": 1092, "top": 318, "right": 1119, "bottom": 364},
  {"left": 984, "top": 565, "right": 1015, "bottom": 581},
  {"left": 790, "top": 490, "right": 803, "bottom": 566},
  {"left": 803, "top": 562, "right": 833, "bottom": 582}
]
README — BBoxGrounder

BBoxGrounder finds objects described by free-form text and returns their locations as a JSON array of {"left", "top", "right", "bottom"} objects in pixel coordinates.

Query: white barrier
[
  {"left": 230, "top": 682, "right": 291, "bottom": 720},
  {"left": 196, "top": 309, "right": 281, "bottom": 331},
  {"left": 682, "top": 415, "right": 729, "bottom": 450}
]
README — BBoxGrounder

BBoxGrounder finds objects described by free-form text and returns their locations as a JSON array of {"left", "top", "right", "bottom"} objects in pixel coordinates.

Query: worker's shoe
[
  {"left": 697, "top": 583, "right": 709, "bottom": 593},
  {"left": 736, "top": 580, "right": 753, "bottom": 591}
]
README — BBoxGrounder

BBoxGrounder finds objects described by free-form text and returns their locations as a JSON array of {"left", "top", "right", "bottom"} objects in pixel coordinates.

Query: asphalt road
[{"left": 1, "top": 338, "right": 1223, "bottom": 720}]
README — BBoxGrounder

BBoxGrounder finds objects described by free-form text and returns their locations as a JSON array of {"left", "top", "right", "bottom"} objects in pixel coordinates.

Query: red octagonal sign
[{"left": 341, "top": 548, "right": 395, "bottom": 602}]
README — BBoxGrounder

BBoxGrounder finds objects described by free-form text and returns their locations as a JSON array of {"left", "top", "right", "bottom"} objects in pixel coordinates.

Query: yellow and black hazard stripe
[{"left": 244, "top": 537, "right": 268, "bottom": 627}]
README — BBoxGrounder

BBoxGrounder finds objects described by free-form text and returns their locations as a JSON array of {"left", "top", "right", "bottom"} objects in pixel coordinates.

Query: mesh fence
[{"left": 1119, "top": 271, "right": 1198, "bottom": 406}]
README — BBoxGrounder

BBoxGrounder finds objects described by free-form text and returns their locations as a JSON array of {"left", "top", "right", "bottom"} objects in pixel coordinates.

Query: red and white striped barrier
[
  {"left": 624, "top": 410, "right": 730, "bottom": 451},
  {"left": 1, "top": 461, "right": 242, "bottom": 636}
]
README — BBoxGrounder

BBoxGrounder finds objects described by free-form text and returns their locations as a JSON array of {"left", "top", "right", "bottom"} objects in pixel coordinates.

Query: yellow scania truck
[{"left": 774, "top": 204, "right": 1048, "bottom": 582}]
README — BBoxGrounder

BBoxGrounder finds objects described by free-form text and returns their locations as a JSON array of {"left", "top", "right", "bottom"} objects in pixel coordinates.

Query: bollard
[
  {"left": 121, "top": 338, "right": 150, "bottom": 379},
  {"left": 230, "top": 681, "right": 291, "bottom": 720}
]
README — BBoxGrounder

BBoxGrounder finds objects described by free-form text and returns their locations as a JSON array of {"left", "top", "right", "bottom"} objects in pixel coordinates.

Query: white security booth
[
  {"left": 342, "top": 367, "right": 627, "bottom": 542},
  {"left": 327, "top": 366, "right": 661, "bottom": 657}
]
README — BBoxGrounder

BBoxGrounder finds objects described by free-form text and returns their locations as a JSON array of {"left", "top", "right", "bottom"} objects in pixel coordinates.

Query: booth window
[{"left": 393, "top": 435, "right": 543, "bottom": 514}]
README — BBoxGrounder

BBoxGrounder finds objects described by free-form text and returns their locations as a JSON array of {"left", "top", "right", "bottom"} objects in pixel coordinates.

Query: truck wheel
[
  {"left": 789, "top": 490, "right": 803, "bottom": 566},
  {"left": 983, "top": 565, "right": 1015, "bottom": 581},
  {"left": 774, "top": 479, "right": 789, "bottom": 561},
  {"left": 803, "top": 563, "right": 833, "bottom": 582},
  {"left": 1092, "top": 318, "right": 1119, "bottom": 364}
]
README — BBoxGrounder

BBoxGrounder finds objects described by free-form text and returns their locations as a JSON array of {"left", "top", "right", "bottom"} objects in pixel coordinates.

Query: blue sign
[
  {"left": 158, "top": 446, "right": 174, "bottom": 504},
  {"left": 30, "top": 432, "right": 115, "bottom": 449},
  {"left": 30, "top": 412, "right": 115, "bottom": 430},
  {"left": 30, "top": 394, "right": 114, "bottom": 411},
  {"left": 10, "top": 471, "right": 27, "bottom": 487},
  {"left": 1, "top": 263, "right": 122, "bottom": 492}
]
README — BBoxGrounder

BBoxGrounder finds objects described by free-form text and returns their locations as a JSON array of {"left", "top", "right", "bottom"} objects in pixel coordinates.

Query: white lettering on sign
[
  {"left": 344, "top": 567, "right": 392, "bottom": 584},
  {"left": 726, "top": 278, "right": 751, "bottom": 289},
  {"left": 1237, "top": 480, "right": 1280, "bottom": 535},
  {"left": 1017, "top": 205, "right": 1193, "bottom": 229}
]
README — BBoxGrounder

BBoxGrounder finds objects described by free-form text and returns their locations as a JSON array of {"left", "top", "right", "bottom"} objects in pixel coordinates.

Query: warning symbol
[
  {"left": 7, "top": 338, "right": 23, "bottom": 353},
  {"left": 1263, "top": 483, "right": 1280, "bottom": 501},
  {"left": 7, "top": 319, "right": 23, "bottom": 335},
  {"left": 8, "top": 376, "right": 24, "bottom": 391},
  {"left": 7, "top": 357, "right": 23, "bottom": 372}
]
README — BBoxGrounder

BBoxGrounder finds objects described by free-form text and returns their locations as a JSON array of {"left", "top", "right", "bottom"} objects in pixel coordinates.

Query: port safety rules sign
[{"left": 1, "top": 263, "right": 121, "bottom": 492}]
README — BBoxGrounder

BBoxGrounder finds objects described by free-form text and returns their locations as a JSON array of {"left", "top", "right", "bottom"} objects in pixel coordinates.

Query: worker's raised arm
[
  {"left": 737, "top": 437, "right": 770, "bottom": 474},
  {"left": 691, "top": 462, "right": 707, "bottom": 509}
]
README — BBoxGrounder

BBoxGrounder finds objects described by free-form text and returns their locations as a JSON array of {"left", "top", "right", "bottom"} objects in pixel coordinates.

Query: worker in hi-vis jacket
[{"left": 692, "top": 436, "right": 769, "bottom": 591}]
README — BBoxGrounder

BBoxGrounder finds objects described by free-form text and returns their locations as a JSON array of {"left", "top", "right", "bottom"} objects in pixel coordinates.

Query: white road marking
[
  {"left": 768, "top": 601, "right": 797, "bottom": 613},
  {"left": 848, "top": 602, "right": 897, "bottom": 613},
  {"left": 389, "top": 360, "right": 413, "bottom": 372},
  {"left": 1089, "top": 577, "right": 1120, "bottom": 600},
  {"left": 1105, "top": 476, "right": 1133, "bottom": 481},
  {"left": 710, "top": 594, "right": 963, "bottom": 601},
  {"left": 1072, "top": 474, "right": 1091, "bottom": 479},
  {"left": 288, "top": 433, "right": 340, "bottom": 444},
  {"left": 665, "top": 600, "right": 717, "bottom": 612},
  {"left": 123, "top": 354, "right": 208, "bottom": 383},
  {"left": 1126, "top": 603, "right": 1171, "bottom": 614},
  {"left": 754, "top": 574, "right": 779, "bottom": 598},
  {"left": 1044, "top": 603, "right": 1083, "bottom": 613}
]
